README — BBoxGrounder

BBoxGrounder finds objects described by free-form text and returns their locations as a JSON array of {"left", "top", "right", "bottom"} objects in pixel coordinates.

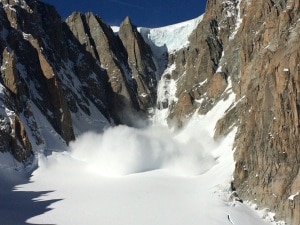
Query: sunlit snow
[
  {"left": 0, "top": 15, "right": 284, "bottom": 225},
  {"left": 229, "top": 0, "right": 243, "bottom": 40},
  {"left": 7, "top": 92, "right": 277, "bottom": 225},
  {"left": 139, "top": 15, "right": 203, "bottom": 53}
]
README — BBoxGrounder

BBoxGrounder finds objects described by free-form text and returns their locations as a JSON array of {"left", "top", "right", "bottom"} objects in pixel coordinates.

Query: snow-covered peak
[
  {"left": 110, "top": 15, "right": 204, "bottom": 53},
  {"left": 139, "top": 15, "right": 203, "bottom": 53}
]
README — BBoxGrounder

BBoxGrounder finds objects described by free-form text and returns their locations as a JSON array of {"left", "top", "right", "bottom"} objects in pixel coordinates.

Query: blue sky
[{"left": 42, "top": 0, "right": 207, "bottom": 28}]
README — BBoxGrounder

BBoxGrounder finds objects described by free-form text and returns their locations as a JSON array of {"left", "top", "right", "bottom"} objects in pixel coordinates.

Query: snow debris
[
  {"left": 246, "top": 201, "right": 287, "bottom": 225},
  {"left": 153, "top": 63, "right": 178, "bottom": 125},
  {"left": 288, "top": 191, "right": 300, "bottom": 201}
]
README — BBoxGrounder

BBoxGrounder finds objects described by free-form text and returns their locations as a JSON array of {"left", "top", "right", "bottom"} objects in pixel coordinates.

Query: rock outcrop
[
  {"left": 119, "top": 17, "right": 157, "bottom": 111},
  {"left": 0, "top": 0, "right": 299, "bottom": 224},
  {"left": 162, "top": 0, "right": 300, "bottom": 224},
  {"left": 0, "top": 0, "right": 159, "bottom": 161},
  {"left": 230, "top": 1, "right": 300, "bottom": 224},
  {"left": 66, "top": 13, "right": 158, "bottom": 123},
  {"left": 0, "top": 0, "right": 111, "bottom": 161},
  {"left": 66, "top": 12, "right": 139, "bottom": 123},
  {"left": 163, "top": 0, "right": 237, "bottom": 126}
]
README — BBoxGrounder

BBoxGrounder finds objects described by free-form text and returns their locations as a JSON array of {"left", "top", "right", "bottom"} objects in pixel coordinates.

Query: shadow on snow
[{"left": 0, "top": 170, "right": 61, "bottom": 225}]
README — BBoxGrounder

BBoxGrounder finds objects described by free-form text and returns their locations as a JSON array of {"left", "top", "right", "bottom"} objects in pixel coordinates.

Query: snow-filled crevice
[
  {"left": 153, "top": 63, "right": 178, "bottom": 125},
  {"left": 229, "top": 0, "right": 243, "bottom": 40}
]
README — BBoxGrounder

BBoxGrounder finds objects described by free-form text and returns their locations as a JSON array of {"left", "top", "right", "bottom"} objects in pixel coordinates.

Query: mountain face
[
  {"left": 0, "top": 0, "right": 300, "bottom": 224},
  {"left": 0, "top": 0, "right": 158, "bottom": 162},
  {"left": 66, "top": 13, "right": 158, "bottom": 119}
]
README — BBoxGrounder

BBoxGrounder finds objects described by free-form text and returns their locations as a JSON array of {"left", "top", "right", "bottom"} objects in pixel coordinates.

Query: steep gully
[{"left": 0, "top": 0, "right": 300, "bottom": 224}]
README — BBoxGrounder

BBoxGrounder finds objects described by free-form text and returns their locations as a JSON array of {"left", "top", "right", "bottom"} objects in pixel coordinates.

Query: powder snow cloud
[{"left": 69, "top": 123, "right": 217, "bottom": 177}]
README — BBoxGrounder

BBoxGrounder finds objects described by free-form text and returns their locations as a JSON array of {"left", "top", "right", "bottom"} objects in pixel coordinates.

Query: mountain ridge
[{"left": 0, "top": 0, "right": 300, "bottom": 224}]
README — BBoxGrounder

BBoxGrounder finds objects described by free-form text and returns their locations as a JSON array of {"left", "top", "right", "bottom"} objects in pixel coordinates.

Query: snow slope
[
  {"left": 9, "top": 91, "right": 279, "bottom": 225},
  {"left": 112, "top": 15, "right": 203, "bottom": 53},
  {"left": 139, "top": 15, "right": 203, "bottom": 53},
  {"left": 112, "top": 16, "right": 203, "bottom": 78},
  {"left": 0, "top": 16, "right": 285, "bottom": 225}
]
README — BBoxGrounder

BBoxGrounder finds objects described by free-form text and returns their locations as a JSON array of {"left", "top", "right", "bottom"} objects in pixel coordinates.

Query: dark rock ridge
[
  {"left": 0, "top": 0, "right": 300, "bottom": 224},
  {"left": 65, "top": 12, "right": 158, "bottom": 120},
  {"left": 0, "top": 0, "right": 158, "bottom": 161}
]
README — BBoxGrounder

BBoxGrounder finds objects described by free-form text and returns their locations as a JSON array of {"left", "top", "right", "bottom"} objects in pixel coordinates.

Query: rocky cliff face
[
  {"left": 231, "top": 1, "right": 300, "bottom": 224},
  {"left": 65, "top": 12, "right": 158, "bottom": 122},
  {"left": 0, "top": 0, "right": 300, "bottom": 224},
  {"left": 0, "top": 0, "right": 158, "bottom": 162},
  {"left": 161, "top": 0, "right": 300, "bottom": 224}
]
